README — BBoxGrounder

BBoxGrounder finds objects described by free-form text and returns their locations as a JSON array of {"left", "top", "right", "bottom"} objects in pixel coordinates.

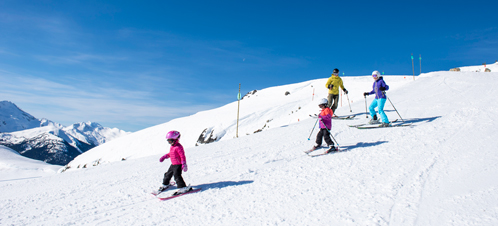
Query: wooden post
[
  {"left": 411, "top": 53, "right": 415, "bottom": 80},
  {"left": 236, "top": 83, "right": 241, "bottom": 138}
]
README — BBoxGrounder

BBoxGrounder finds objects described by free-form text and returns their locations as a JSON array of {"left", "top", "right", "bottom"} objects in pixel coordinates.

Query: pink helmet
[{"left": 166, "top": 130, "right": 181, "bottom": 140}]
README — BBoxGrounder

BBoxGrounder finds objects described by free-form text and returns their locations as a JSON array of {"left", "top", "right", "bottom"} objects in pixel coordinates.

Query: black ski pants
[
  {"left": 316, "top": 128, "right": 334, "bottom": 146},
  {"left": 163, "top": 164, "right": 187, "bottom": 188}
]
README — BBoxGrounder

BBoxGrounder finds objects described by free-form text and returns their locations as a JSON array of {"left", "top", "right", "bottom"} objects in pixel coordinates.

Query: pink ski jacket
[
  {"left": 319, "top": 108, "right": 333, "bottom": 130},
  {"left": 164, "top": 143, "right": 186, "bottom": 165}
]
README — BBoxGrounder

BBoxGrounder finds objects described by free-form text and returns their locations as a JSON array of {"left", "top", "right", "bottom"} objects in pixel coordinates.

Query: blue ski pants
[{"left": 369, "top": 98, "right": 389, "bottom": 123}]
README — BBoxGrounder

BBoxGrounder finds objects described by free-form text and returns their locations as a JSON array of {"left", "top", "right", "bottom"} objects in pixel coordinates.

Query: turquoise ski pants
[{"left": 369, "top": 98, "right": 389, "bottom": 123}]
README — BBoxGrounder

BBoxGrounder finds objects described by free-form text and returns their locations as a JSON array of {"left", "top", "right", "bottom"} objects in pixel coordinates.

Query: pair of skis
[
  {"left": 152, "top": 184, "right": 201, "bottom": 201},
  {"left": 348, "top": 119, "right": 412, "bottom": 129},
  {"left": 304, "top": 146, "right": 340, "bottom": 157}
]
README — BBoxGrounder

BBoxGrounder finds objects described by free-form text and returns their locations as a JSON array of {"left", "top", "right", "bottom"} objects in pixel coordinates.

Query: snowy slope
[
  {"left": 0, "top": 101, "right": 42, "bottom": 133},
  {"left": 64, "top": 75, "right": 413, "bottom": 169},
  {"left": 1, "top": 69, "right": 498, "bottom": 225},
  {"left": 0, "top": 145, "right": 60, "bottom": 181},
  {"left": 458, "top": 61, "right": 498, "bottom": 72}
]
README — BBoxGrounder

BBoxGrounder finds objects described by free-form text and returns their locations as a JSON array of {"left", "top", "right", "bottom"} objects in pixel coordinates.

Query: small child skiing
[
  {"left": 157, "top": 130, "right": 191, "bottom": 194},
  {"left": 314, "top": 98, "right": 337, "bottom": 153}
]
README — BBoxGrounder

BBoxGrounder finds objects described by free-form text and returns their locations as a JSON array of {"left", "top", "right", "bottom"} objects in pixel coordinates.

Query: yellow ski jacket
[{"left": 325, "top": 75, "right": 345, "bottom": 95}]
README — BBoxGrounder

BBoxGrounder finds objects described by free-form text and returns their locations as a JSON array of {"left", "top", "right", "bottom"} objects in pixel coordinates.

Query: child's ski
[
  {"left": 151, "top": 182, "right": 176, "bottom": 196},
  {"left": 157, "top": 188, "right": 202, "bottom": 201},
  {"left": 311, "top": 114, "right": 356, "bottom": 120},
  {"left": 304, "top": 145, "right": 327, "bottom": 154},
  {"left": 332, "top": 115, "right": 356, "bottom": 120},
  {"left": 309, "top": 147, "right": 340, "bottom": 157}
]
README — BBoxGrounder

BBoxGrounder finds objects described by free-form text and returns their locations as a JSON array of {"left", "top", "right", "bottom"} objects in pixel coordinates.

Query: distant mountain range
[{"left": 0, "top": 101, "right": 130, "bottom": 165}]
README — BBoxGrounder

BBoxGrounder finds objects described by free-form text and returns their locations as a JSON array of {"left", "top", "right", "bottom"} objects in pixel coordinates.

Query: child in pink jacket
[{"left": 157, "top": 130, "right": 190, "bottom": 194}]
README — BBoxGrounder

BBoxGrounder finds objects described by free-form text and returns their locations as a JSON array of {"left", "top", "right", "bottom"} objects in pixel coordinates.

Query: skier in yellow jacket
[{"left": 325, "top": 68, "right": 348, "bottom": 115}]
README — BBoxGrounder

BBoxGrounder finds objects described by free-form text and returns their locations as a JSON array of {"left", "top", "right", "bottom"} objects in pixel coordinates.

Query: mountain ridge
[{"left": 0, "top": 101, "right": 130, "bottom": 165}]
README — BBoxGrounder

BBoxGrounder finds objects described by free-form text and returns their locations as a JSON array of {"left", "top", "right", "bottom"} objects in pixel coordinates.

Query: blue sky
[{"left": 1, "top": 0, "right": 497, "bottom": 132}]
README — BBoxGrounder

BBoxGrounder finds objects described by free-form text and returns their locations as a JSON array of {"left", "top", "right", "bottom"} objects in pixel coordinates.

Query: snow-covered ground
[
  {"left": 0, "top": 145, "right": 61, "bottom": 181},
  {"left": 62, "top": 73, "right": 414, "bottom": 170},
  {"left": 1, "top": 69, "right": 497, "bottom": 225},
  {"left": 458, "top": 61, "right": 498, "bottom": 72}
]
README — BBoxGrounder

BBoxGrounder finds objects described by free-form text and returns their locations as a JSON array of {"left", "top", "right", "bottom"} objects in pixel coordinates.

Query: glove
[
  {"left": 328, "top": 84, "right": 334, "bottom": 89},
  {"left": 363, "top": 92, "right": 369, "bottom": 97},
  {"left": 343, "top": 89, "right": 348, "bottom": 94},
  {"left": 159, "top": 154, "right": 169, "bottom": 162},
  {"left": 379, "top": 87, "right": 386, "bottom": 91},
  {"left": 181, "top": 161, "right": 188, "bottom": 172}
]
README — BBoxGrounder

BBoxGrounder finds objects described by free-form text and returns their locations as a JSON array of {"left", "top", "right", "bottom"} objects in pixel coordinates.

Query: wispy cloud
[
  {"left": 0, "top": 9, "right": 309, "bottom": 132},
  {"left": 34, "top": 53, "right": 129, "bottom": 65},
  {"left": 0, "top": 71, "right": 218, "bottom": 131}
]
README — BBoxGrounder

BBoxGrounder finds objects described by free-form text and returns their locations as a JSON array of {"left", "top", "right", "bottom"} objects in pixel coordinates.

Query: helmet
[
  {"left": 333, "top": 68, "right": 339, "bottom": 74},
  {"left": 319, "top": 98, "right": 328, "bottom": 106},
  {"left": 372, "top": 70, "right": 380, "bottom": 78},
  {"left": 166, "top": 130, "right": 181, "bottom": 140}
]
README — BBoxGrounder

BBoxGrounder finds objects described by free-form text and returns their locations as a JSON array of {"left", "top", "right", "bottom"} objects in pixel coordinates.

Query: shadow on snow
[
  {"left": 340, "top": 141, "right": 389, "bottom": 152},
  {"left": 401, "top": 116, "right": 441, "bottom": 124},
  {"left": 196, "top": 180, "right": 254, "bottom": 190}
]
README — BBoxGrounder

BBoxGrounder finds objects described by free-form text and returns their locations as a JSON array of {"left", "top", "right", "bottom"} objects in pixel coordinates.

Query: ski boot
[
  {"left": 368, "top": 115, "right": 380, "bottom": 124},
  {"left": 326, "top": 145, "right": 338, "bottom": 153},
  {"left": 158, "top": 184, "right": 171, "bottom": 193},
  {"left": 379, "top": 122, "right": 390, "bottom": 127},
  {"left": 174, "top": 185, "right": 192, "bottom": 195}
]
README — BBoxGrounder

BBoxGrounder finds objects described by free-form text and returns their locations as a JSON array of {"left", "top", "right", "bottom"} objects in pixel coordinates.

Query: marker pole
[
  {"left": 236, "top": 83, "right": 241, "bottom": 138},
  {"left": 411, "top": 53, "right": 415, "bottom": 80}
]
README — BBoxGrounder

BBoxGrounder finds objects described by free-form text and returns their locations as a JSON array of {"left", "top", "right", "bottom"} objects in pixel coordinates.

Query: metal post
[{"left": 419, "top": 54, "right": 422, "bottom": 75}]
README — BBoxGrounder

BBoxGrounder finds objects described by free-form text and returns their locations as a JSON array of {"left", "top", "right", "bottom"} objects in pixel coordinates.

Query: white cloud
[{"left": 0, "top": 71, "right": 217, "bottom": 131}]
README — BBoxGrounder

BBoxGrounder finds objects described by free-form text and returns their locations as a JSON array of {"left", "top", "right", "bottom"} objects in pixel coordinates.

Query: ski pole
[
  {"left": 364, "top": 96, "right": 368, "bottom": 118},
  {"left": 319, "top": 118, "right": 340, "bottom": 147},
  {"left": 307, "top": 117, "right": 320, "bottom": 140},
  {"left": 345, "top": 93, "right": 352, "bottom": 112},
  {"left": 383, "top": 91, "right": 405, "bottom": 122}
]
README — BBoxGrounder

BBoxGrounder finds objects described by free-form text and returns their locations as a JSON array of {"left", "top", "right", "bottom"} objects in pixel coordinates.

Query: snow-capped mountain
[
  {"left": 0, "top": 101, "right": 130, "bottom": 165},
  {"left": 0, "top": 101, "right": 43, "bottom": 133}
]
